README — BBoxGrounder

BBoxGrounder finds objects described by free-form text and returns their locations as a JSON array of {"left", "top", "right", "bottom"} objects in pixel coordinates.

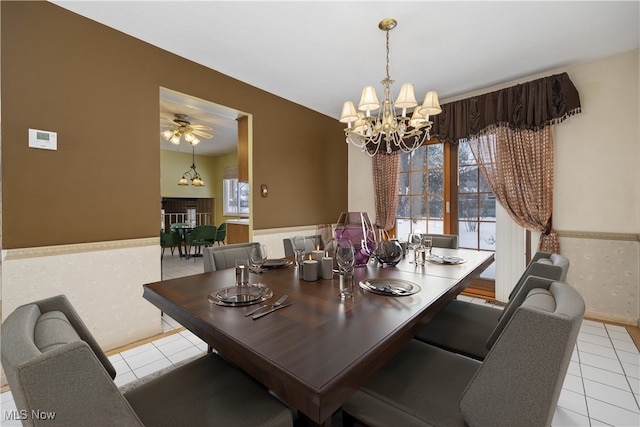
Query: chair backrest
[
  {"left": 203, "top": 242, "right": 261, "bottom": 272},
  {"left": 160, "top": 230, "right": 180, "bottom": 247},
  {"left": 460, "top": 282, "right": 585, "bottom": 427},
  {"left": 1, "top": 295, "right": 144, "bottom": 427},
  {"left": 507, "top": 252, "right": 570, "bottom": 300},
  {"left": 422, "top": 233, "right": 458, "bottom": 249},
  {"left": 188, "top": 225, "right": 217, "bottom": 243},
  {"left": 282, "top": 235, "right": 322, "bottom": 257},
  {"left": 486, "top": 275, "right": 554, "bottom": 349},
  {"left": 215, "top": 223, "right": 227, "bottom": 242}
]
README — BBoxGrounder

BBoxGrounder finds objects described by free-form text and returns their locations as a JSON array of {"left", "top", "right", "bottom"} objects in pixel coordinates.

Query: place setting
[
  {"left": 426, "top": 253, "right": 466, "bottom": 265},
  {"left": 359, "top": 278, "right": 421, "bottom": 297},
  {"left": 207, "top": 245, "right": 295, "bottom": 319}
]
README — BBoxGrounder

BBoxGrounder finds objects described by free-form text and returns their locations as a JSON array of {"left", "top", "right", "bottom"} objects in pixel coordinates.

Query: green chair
[
  {"left": 160, "top": 230, "right": 181, "bottom": 259},
  {"left": 214, "top": 222, "right": 227, "bottom": 245},
  {"left": 186, "top": 225, "right": 217, "bottom": 260}
]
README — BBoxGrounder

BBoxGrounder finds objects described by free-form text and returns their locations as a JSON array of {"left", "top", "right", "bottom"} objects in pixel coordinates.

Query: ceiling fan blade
[
  {"left": 190, "top": 124, "right": 212, "bottom": 131},
  {"left": 192, "top": 130, "right": 213, "bottom": 139}
]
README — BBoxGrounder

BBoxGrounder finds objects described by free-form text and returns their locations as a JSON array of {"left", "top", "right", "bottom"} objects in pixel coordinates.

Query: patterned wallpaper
[{"left": 559, "top": 233, "right": 639, "bottom": 325}]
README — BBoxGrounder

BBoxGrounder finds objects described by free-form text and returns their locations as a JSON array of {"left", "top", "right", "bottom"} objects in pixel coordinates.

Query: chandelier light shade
[
  {"left": 340, "top": 18, "right": 442, "bottom": 156},
  {"left": 178, "top": 146, "right": 205, "bottom": 187}
]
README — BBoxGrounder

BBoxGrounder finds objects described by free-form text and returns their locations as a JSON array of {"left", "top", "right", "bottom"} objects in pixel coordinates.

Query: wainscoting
[
  {"left": 558, "top": 231, "right": 640, "bottom": 327},
  {"left": 1, "top": 238, "right": 162, "bottom": 351}
]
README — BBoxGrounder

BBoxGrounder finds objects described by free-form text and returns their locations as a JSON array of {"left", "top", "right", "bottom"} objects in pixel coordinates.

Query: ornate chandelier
[
  {"left": 339, "top": 19, "right": 442, "bottom": 156},
  {"left": 178, "top": 146, "right": 205, "bottom": 186}
]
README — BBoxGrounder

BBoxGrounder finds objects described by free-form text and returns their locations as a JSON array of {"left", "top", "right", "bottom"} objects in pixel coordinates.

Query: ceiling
[{"left": 51, "top": 1, "right": 639, "bottom": 156}]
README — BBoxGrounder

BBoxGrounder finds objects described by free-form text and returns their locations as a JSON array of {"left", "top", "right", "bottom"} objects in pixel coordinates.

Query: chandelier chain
[{"left": 385, "top": 28, "right": 391, "bottom": 82}]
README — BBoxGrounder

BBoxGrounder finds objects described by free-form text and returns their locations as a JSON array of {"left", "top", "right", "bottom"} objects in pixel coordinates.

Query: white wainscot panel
[
  {"left": 560, "top": 236, "right": 639, "bottom": 325},
  {"left": 2, "top": 240, "right": 163, "bottom": 352}
]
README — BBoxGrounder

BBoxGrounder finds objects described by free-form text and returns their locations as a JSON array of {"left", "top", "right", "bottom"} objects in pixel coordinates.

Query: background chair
[
  {"left": 422, "top": 233, "right": 458, "bottom": 249},
  {"left": 214, "top": 222, "right": 227, "bottom": 245},
  {"left": 282, "top": 235, "right": 322, "bottom": 258},
  {"left": 203, "top": 242, "right": 261, "bottom": 272},
  {"left": 342, "top": 281, "right": 585, "bottom": 427},
  {"left": 186, "top": 225, "right": 217, "bottom": 260},
  {"left": 1, "top": 295, "right": 292, "bottom": 427},
  {"left": 160, "top": 230, "right": 181, "bottom": 259},
  {"left": 414, "top": 252, "right": 570, "bottom": 360}
]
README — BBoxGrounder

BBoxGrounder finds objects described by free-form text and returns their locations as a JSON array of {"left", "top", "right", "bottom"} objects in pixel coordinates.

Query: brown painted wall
[{"left": 1, "top": 2, "right": 347, "bottom": 249}]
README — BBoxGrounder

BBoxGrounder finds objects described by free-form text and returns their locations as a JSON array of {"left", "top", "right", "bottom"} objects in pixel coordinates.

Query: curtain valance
[{"left": 431, "top": 72, "right": 581, "bottom": 143}]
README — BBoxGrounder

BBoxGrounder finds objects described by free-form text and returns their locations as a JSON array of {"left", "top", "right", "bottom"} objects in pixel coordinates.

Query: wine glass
[
  {"left": 335, "top": 239, "right": 355, "bottom": 299},
  {"left": 250, "top": 244, "right": 268, "bottom": 285},
  {"left": 293, "top": 236, "right": 307, "bottom": 267},
  {"left": 407, "top": 232, "right": 422, "bottom": 250}
]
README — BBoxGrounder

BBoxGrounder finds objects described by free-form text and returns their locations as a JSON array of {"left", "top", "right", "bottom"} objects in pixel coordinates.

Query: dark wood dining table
[{"left": 143, "top": 248, "right": 494, "bottom": 426}]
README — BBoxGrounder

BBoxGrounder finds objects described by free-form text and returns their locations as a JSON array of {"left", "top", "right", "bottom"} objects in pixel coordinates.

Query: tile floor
[{"left": 1, "top": 253, "right": 639, "bottom": 426}]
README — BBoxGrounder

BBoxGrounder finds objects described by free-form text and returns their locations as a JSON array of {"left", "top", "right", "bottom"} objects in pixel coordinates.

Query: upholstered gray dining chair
[
  {"left": 282, "top": 235, "right": 322, "bottom": 258},
  {"left": 421, "top": 233, "right": 459, "bottom": 249},
  {"left": 342, "top": 281, "right": 585, "bottom": 427},
  {"left": 1, "top": 295, "right": 293, "bottom": 427},
  {"left": 414, "top": 252, "right": 570, "bottom": 360},
  {"left": 203, "top": 242, "right": 261, "bottom": 272}
]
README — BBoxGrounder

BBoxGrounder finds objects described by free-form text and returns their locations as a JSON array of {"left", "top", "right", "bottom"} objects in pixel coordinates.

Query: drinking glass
[
  {"left": 422, "top": 236, "right": 433, "bottom": 256},
  {"left": 250, "top": 244, "right": 268, "bottom": 285},
  {"left": 235, "top": 259, "right": 249, "bottom": 287},
  {"left": 336, "top": 239, "right": 355, "bottom": 299},
  {"left": 293, "top": 236, "right": 307, "bottom": 267}
]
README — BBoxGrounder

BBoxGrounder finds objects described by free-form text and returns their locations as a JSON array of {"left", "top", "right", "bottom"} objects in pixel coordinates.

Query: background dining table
[{"left": 143, "top": 248, "right": 494, "bottom": 426}]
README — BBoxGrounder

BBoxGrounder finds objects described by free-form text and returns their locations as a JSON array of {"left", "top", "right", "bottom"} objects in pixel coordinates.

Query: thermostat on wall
[{"left": 29, "top": 128, "right": 57, "bottom": 150}]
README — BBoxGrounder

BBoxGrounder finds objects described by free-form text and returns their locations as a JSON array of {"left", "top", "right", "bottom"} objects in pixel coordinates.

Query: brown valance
[{"left": 430, "top": 72, "right": 581, "bottom": 143}]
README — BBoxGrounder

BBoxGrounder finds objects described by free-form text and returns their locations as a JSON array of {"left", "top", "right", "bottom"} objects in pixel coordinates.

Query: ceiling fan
[{"left": 161, "top": 113, "right": 213, "bottom": 145}]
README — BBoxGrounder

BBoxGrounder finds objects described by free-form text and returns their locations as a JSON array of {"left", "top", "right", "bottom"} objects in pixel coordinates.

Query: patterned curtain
[
  {"left": 467, "top": 126, "right": 559, "bottom": 253},
  {"left": 372, "top": 152, "right": 401, "bottom": 231}
]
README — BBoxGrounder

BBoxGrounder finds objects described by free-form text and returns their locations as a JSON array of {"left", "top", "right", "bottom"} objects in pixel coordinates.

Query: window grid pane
[{"left": 396, "top": 143, "right": 445, "bottom": 237}]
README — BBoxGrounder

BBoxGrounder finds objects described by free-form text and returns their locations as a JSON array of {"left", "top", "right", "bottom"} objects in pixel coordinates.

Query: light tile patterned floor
[{"left": 2, "top": 253, "right": 639, "bottom": 426}]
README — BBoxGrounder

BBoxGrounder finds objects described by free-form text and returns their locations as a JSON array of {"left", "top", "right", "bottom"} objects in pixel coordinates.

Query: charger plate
[
  {"left": 359, "top": 278, "right": 421, "bottom": 296},
  {"left": 208, "top": 285, "right": 273, "bottom": 306},
  {"left": 263, "top": 258, "right": 293, "bottom": 269}
]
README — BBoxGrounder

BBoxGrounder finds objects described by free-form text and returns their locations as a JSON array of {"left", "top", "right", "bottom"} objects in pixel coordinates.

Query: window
[
  {"left": 397, "top": 143, "right": 445, "bottom": 240},
  {"left": 458, "top": 140, "right": 496, "bottom": 252},
  {"left": 396, "top": 140, "right": 496, "bottom": 283},
  {"left": 223, "top": 178, "right": 250, "bottom": 217}
]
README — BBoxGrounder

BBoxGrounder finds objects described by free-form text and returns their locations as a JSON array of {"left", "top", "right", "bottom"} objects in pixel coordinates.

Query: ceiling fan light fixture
[
  {"left": 161, "top": 129, "right": 174, "bottom": 141},
  {"left": 161, "top": 114, "right": 213, "bottom": 147}
]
